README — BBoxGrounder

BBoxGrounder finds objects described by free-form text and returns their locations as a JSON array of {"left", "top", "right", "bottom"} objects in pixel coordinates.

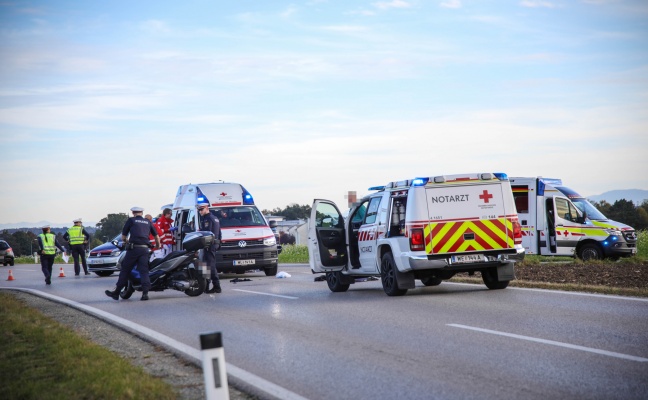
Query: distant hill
[{"left": 587, "top": 189, "right": 648, "bottom": 205}]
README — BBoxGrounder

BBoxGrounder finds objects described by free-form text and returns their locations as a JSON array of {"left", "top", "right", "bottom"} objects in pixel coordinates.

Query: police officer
[
  {"left": 37, "top": 224, "right": 67, "bottom": 285},
  {"left": 197, "top": 202, "right": 222, "bottom": 294},
  {"left": 64, "top": 218, "right": 91, "bottom": 276},
  {"left": 105, "top": 206, "right": 160, "bottom": 301}
]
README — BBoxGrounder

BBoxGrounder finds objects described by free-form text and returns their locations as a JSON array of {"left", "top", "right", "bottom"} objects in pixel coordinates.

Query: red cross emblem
[
  {"left": 220, "top": 192, "right": 227, "bottom": 196},
  {"left": 563, "top": 230, "right": 569, "bottom": 237},
  {"left": 479, "top": 190, "right": 493, "bottom": 203}
]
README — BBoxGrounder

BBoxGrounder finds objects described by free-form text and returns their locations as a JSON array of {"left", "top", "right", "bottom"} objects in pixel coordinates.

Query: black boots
[
  {"left": 205, "top": 279, "right": 222, "bottom": 294},
  {"left": 141, "top": 292, "right": 149, "bottom": 301},
  {"left": 105, "top": 288, "right": 120, "bottom": 300}
]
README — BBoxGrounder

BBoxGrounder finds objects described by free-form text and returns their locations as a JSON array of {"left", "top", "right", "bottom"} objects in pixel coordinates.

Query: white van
[
  {"left": 308, "top": 172, "right": 524, "bottom": 296},
  {"left": 509, "top": 177, "right": 637, "bottom": 260},
  {"left": 171, "top": 182, "right": 279, "bottom": 276}
]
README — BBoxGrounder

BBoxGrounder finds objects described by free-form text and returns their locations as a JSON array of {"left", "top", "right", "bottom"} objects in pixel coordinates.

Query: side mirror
[
  {"left": 577, "top": 211, "right": 587, "bottom": 224},
  {"left": 111, "top": 240, "right": 119, "bottom": 246},
  {"left": 269, "top": 220, "right": 277, "bottom": 229},
  {"left": 182, "top": 223, "right": 192, "bottom": 234}
]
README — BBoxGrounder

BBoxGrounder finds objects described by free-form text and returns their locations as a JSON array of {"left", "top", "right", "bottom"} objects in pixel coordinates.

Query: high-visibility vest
[
  {"left": 67, "top": 226, "right": 85, "bottom": 245},
  {"left": 39, "top": 233, "right": 56, "bottom": 255}
]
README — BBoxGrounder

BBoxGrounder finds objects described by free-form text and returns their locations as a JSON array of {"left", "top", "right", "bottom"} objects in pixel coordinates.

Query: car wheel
[
  {"left": 482, "top": 268, "right": 509, "bottom": 290},
  {"left": 185, "top": 268, "right": 206, "bottom": 297},
  {"left": 420, "top": 277, "right": 443, "bottom": 287},
  {"left": 326, "top": 271, "right": 350, "bottom": 292},
  {"left": 120, "top": 282, "right": 135, "bottom": 299},
  {"left": 264, "top": 265, "right": 278, "bottom": 276},
  {"left": 94, "top": 271, "right": 114, "bottom": 277},
  {"left": 380, "top": 252, "right": 407, "bottom": 296},
  {"left": 578, "top": 243, "right": 602, "bottom": 261}
]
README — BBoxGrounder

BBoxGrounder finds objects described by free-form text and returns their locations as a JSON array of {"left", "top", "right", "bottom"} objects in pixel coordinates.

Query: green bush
[
  {"left": 637, "top": 230, "right": 648, "bottom": 259},
  {"left": 278, "top": 244, "right": 309, "bottom": 263}
]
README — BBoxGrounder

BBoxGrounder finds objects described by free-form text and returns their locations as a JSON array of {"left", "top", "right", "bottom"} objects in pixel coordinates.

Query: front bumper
[
  {"left": 87, "top": 256, "right": 120, "bottom": 271},
  {"left": 215, "top": 247, "right": 278, "bottom": 273}
]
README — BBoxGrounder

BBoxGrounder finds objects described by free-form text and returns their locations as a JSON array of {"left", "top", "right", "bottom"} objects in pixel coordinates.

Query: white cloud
[
  {"left": 440, "top": 0, "right": 462, "bottom": 9},
  {"left": 373, "top": 1, "right": 412, "bottom": 10},
  {"left": 520, "top": 1, "right": 559, "bottom": 8}
]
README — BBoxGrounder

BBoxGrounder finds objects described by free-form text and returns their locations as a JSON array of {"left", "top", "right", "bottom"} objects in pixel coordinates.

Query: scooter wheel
[{"left": 120, "top": 282, "right": 136, "bottom": 299}]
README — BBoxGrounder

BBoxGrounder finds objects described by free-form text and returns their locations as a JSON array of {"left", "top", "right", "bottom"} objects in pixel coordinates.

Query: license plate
[
  {"left": 88, "top": 259, "right": 104, "bottom": 264},
  {"left": 233, "top": 259, "right": 255, "bottom": 266},
  {"left": 451, "top": 254, "right": 484, "bottom": 264}
]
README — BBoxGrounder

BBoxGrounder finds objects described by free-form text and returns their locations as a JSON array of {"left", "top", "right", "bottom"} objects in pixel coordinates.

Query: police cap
[
  {"left": 130, "top": 206, "right": 144, "bottom": 213},
  {"left": 73, "top": 218, "right": 82, "bottom": 223},
  {"left": 196, "top": 202, "right": 209, "bottom": 208}
]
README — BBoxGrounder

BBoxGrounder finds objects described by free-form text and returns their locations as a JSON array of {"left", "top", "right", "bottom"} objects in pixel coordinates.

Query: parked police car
[
  {"left": 308, "top": 172, "right": 525, "bottom": 296},
  {"left": 87, "top": 234, "right": 124, "bottom": 276}
]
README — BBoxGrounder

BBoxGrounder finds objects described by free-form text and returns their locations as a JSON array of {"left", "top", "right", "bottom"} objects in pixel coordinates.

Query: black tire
[
  {"left": 94, "top": 271, "right": 114, "bottom": 277},
  {"left": 184, "top": 269, "right": 206, "bottom": 297},
  {"left": 421, "top": 277, "right": 443, "bottom": 287},
  {"left": 264, "top": 265, "right": 278, "bottom": 276},
  {"left": 9, "top": 260, "right": 14, "bottom": 266},
  {"left": 482, "top": 268, "right": 509, "bottom": 290},
  {"left": 380, "top": 252, "right": 407, "bottom": 296},
  {"left": 326, "top": 271, "right": 350, "bottom": 292},
  {"left": 578, "top": 243, "right": 602, "bottom": 261},
  {"left": 120, "top": 282, "right": 135, "bottom": 299}
]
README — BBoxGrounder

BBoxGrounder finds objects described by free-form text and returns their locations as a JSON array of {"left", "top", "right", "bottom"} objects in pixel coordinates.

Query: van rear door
[
  {"left": 424, "top": 182, "right": 515, "bottom": 256},
  {"left": 308, "top": 200, "right": 348, "bottom": 273}
]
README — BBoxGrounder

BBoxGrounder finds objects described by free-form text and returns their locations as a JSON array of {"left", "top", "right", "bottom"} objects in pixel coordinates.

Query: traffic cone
[
  {"left": 7, "top": 270, "right": 15, "bottom": 281},
  {"left": 58, "top": 267, "right": 66, "bottom": 278}
]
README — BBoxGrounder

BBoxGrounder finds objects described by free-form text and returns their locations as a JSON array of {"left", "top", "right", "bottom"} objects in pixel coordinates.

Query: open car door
[{"left": 308, "top": 199, "right": 348, "bottom": 273}]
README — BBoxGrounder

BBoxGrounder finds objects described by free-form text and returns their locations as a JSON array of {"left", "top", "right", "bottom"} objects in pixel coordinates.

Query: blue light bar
[
  {"left": 411, "top": 178, "right": 429, "bottom": 186},
  {"left": 493, "top": 172, "right": 508, "bottom": 181},
  {"left": 368, "top": 186, "right": 385, "bottom": 191},
  {"left": 241, "top": 185, "right": 254, "bottom": 205}
]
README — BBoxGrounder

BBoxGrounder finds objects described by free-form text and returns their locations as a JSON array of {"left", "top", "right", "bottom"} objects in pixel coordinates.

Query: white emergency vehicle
[
  {"left": 308, "top": 172, "right": 524, "bottom": 296},
  {"left": 509, "top": 177, "right": 637, "bottom": 260},
  {"left": 171, "top": 182, "right": 279, "bottom": 276}
]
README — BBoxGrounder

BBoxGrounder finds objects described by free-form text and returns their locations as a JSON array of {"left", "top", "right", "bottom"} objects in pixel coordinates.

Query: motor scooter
[{"left": 112, "top": 231, "right": 216, "bottom": 299}]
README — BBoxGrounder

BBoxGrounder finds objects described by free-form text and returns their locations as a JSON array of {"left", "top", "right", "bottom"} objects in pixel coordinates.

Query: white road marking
[
  {"left": 232, "top": 289, "right": 299, "bottom": 299},
  {"left": 3, "top": 287, "right": 309, "bottom": 400},
  {"left": 448, "top": 323, "right": 648, "bottom": 362}
]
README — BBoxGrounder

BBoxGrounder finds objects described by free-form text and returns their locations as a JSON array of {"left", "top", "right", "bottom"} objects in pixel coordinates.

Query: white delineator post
[{"left": 200, "top": 331, "right": 229, "bottom": 400}]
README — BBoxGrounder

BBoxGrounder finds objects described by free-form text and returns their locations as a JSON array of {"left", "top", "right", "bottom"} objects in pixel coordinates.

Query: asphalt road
[{"left": 2, "top": 263, "right": 648, "bottom": 400}]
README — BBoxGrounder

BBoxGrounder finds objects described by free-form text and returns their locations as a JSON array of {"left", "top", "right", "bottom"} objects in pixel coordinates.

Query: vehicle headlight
[
  {"left": 605, "top": 229, "right": 622, "bottom": 236},
  {"left": 264, "top": 236, "right": 277, "bottom": 246},
  {"left": 110, "top": 249, "right": 122, "bottom": 256}
]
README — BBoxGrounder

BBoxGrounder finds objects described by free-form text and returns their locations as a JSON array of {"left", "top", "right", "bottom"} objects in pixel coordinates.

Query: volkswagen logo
[{"left": 238, "top": 241, "right": 247, "bottom": 248}]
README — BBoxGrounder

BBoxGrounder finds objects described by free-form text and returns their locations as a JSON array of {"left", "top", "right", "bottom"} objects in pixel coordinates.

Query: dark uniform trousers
[
  {"left": 41, "top": 255, "right": 56, "bottom": 283},
  {"left": 204, "top": 249, "right": 220, "bottom": 286},
  {"left": 115, "top": 247, "right": 151, "bottom": 292},
  {"left": 70, "top": 243, "right": 88, "bottom": 275}
]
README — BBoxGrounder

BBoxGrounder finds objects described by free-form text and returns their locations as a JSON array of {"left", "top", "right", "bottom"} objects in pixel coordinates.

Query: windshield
[
  {"left": 569, "top": 198, "right": 608, "bottom": 220},
  {"left": 555, "top": 186, "right": 608, "bottom": 220},
  {"left": 211, "top": 206, "right": 267, "bottom": 228}
]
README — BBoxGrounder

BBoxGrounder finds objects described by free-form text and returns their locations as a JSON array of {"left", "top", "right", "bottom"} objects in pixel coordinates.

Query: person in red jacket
[
  {"left": 155, "top": 208, "right": 176, "bottom": 257},
  {"left": 145, "top": 214, "right": 164, "bottom": 261}
]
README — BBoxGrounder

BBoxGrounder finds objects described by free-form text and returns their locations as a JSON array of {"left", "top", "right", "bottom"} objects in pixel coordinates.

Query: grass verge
[
  {"left": 0, "top": 292, "right": 180, "bottom": 400},
  {"left": 449, "top": 276, "right": 648, "bottom": 298}
]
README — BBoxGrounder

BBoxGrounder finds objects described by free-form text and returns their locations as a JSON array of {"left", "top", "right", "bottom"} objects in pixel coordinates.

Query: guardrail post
[{"left": 200, "top": 331, "right": 229, "bottom": 400}]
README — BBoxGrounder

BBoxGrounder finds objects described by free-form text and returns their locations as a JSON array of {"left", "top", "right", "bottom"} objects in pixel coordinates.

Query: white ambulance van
[
  {"left": 171, "top": 182, "right": 279, "bottom": 276},
  {"left": 308, "top": 172, "right": 524, "bottom": 296},
  {"left": 509, "top": 177, "right": 637, "bottom": 260}
]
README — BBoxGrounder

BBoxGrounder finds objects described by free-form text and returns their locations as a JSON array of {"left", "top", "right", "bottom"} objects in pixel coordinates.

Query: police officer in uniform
[
  {"left": 197, "top": 202, "right": 222, "bottom": 294},
  {"left": 37, "top": 224, "right": 67, "bottom": 285},
  {"left": 64, "top": 218, "right": 91, "bottom": 276},
  {"left": 105, "top": 206, "right": 160, "bottom": 301}
]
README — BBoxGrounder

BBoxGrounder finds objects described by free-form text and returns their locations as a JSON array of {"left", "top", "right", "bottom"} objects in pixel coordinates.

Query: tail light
[
  {"left": 410, "top": 228, "right": 425, "bottom": 251},
  {"left": 512, "top": 219, "right": 522, "bottom": 245}
]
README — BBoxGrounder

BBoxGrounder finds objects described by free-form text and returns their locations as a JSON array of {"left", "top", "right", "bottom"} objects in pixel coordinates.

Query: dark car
[
  {"left": 87, "top": 234, "right": 123, "bottom": 276},
  {"left": 0, "top": 240, "right": 14, "bottom": 266}
]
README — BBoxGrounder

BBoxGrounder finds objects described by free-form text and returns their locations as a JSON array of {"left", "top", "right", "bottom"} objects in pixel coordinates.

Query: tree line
[{"left": 4, "top": 200, "right": 644, "bottom": 257}]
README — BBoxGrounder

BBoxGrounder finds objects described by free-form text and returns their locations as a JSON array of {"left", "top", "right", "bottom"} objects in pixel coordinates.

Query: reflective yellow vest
[
  {"left": 67, "top": 226, "right": 85, "bottom": 245},
  {"left": 39, "top": 233, "right": 56, "bottom": 255}
]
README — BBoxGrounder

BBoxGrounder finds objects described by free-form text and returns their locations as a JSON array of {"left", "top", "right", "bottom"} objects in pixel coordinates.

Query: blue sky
[{"left": 1, "top": 0, "right": 647, "bottom": 227}]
